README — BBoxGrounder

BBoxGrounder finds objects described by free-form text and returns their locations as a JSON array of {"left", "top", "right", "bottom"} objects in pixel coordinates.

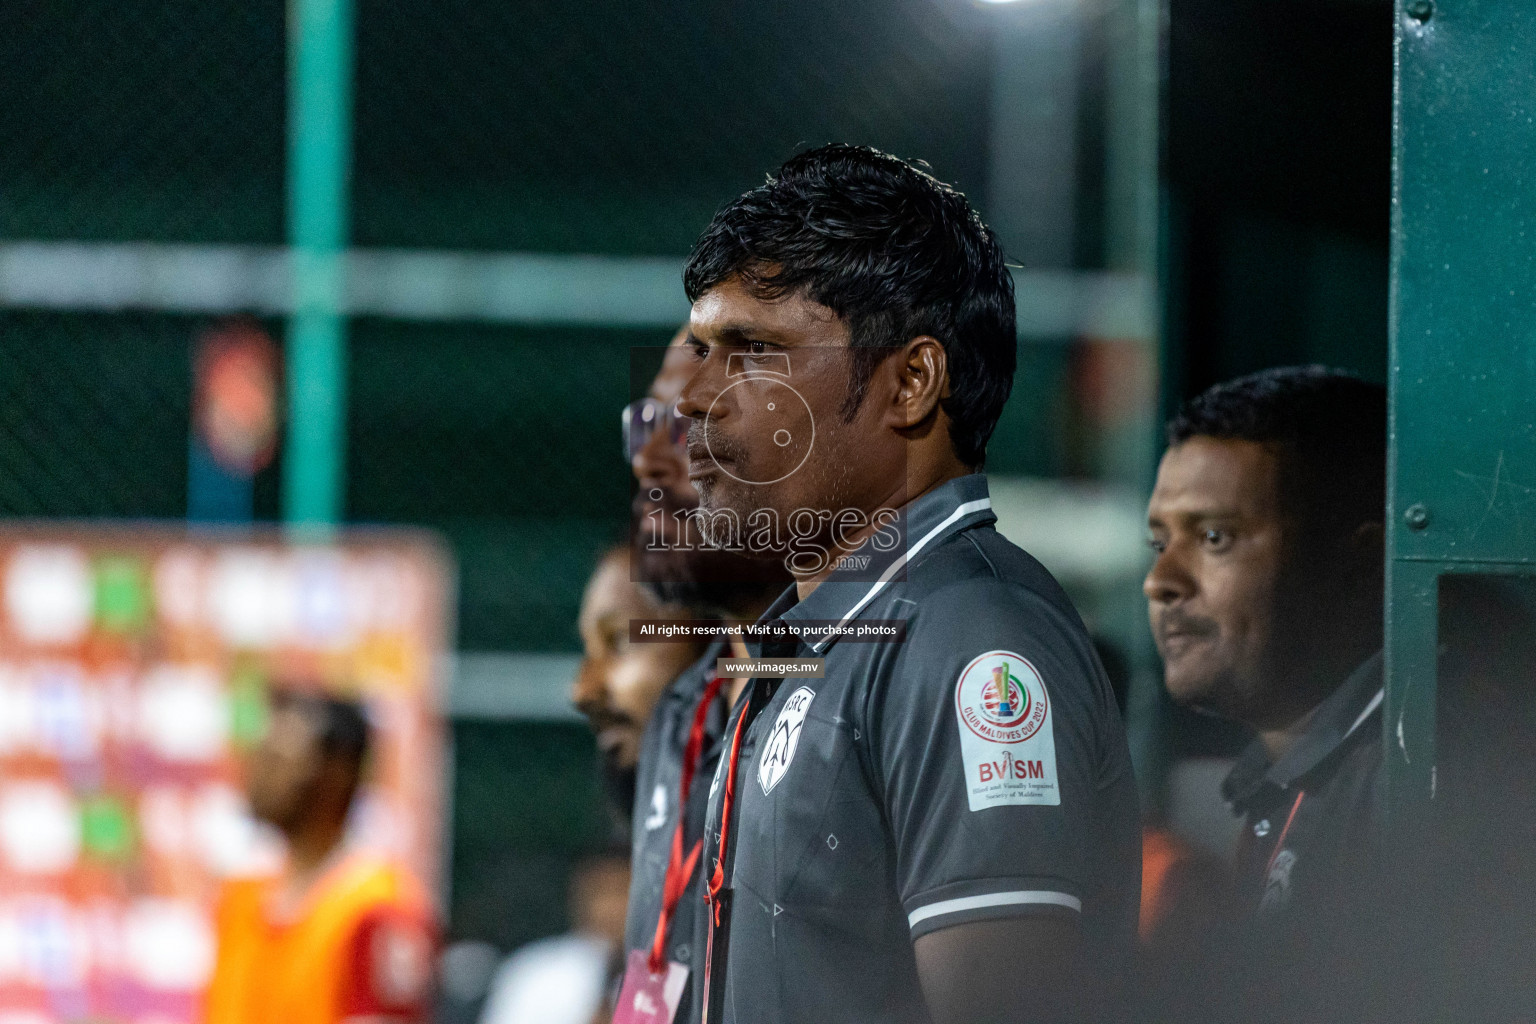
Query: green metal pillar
[
  {"left": 283, "top": 0, "right": 353, "bottom": 527},
  {"left": 1387, "top": 0, "right": 1536, "bottom": 816}
]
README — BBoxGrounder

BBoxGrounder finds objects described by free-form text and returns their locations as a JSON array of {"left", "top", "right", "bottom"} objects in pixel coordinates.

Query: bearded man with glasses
[{"left": 607, "top": 329, "right": 789, "bottom": 1024}]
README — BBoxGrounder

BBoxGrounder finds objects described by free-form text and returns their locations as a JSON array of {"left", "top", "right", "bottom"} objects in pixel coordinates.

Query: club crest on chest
[{"left": 758, "top": 686, "right": 816, "bottom": 795}]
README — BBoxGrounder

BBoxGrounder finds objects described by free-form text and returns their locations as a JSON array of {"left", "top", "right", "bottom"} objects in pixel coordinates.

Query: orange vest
[{"left": 205, "top": 855, "right": 435, "bottom": 1024}]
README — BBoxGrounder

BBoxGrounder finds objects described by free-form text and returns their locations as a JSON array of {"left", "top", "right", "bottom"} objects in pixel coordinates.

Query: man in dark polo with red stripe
[
  {"left": 1144, "top": 367, "right": 1387, "bottom": 919},
  {"left": 614, "top": 330, "right": 788, "bottom": 1024}
]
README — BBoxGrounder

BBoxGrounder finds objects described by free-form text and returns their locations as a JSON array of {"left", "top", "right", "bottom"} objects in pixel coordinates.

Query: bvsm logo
[
  {"left": 976, "top": 750, "right": 1047, "bottom": 783},
  {"left": 759, "top": 686, "right": 816, "bottom": 794},
  {"left": 954, "top": 650, "right": 1059, "bottom": 809}
]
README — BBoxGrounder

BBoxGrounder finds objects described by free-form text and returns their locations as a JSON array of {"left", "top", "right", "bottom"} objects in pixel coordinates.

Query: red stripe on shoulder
[{"left": 339, "top": 903, "right": 439, "bottom": 1021}]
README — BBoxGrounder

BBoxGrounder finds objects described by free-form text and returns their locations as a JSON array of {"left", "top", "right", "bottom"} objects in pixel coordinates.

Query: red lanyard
[
  {"left": 1264, "top": 789, "right": 1306, "bottom": 879},
  {"left": 648, "top": 675, "right": 726, "bottom": 974},
  {"left": 706, "top": 696, "right": 753, "bottom": 926}
]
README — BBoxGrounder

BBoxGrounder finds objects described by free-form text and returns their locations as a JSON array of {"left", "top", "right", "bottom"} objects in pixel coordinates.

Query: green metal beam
[
  {"left": 283, "top": 0, "right": 353, "bottom": 527},
  {"left": 1387, "top": 0, "right": 1536, "bottom": 817}
]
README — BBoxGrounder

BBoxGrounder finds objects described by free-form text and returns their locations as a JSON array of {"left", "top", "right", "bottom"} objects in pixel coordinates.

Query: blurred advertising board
[{"left": 0, "top": 526, "right": 452, "bottom": 1024}]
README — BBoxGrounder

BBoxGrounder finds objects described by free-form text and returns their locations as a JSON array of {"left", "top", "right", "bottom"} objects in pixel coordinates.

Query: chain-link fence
[
  {"left": 3, "top": 0, "right": 286, "bottom": 243},
  {"left": 0, "top": 0, "right": 1117, "bottom": 649},
  {"left": 1, "top": 0, "right": 1142, "bottom": 959}
]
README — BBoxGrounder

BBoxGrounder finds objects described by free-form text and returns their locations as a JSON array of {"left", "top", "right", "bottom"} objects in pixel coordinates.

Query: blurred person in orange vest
[{"left": 207, "top": 686, "right": 437, "bottom": 1024}]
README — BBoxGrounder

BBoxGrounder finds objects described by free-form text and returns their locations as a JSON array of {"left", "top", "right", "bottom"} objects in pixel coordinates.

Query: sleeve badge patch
[{"left": 954, "top": 651, "right": 1059, "bottom": 809}]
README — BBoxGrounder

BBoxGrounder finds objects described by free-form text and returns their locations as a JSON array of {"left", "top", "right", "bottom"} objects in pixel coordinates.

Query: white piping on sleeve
[
  {"left": 1344, "top": 687, "right": 1385, "bottom": 740},
  {"left": 907, "top": 889, "right": 1082, "bottom": 930}
]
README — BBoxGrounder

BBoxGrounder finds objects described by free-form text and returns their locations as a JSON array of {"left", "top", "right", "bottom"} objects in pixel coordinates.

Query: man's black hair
[
  {"left": 315, "top": 694, "right": 371, "bottom": 766},
  {"left": 683, "top": 144, "right": 1017, "bottom": 467},
  {"left": 1167, "top": 366, "right": 1387, "bottom": 532},
  {"left": 275, "top": 687, "right": 372, "bottom": 769}
]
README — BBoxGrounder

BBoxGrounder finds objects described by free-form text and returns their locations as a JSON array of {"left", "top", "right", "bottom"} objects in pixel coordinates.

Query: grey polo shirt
[
  {"left": 1223, "top": 651, "right": 1385, "bottom": 918},
  {"left": 700, "top": 474, "right": 1141, "bottom": 1024},
  {"left": 624, "top": 638, "right": 730, "bottom": 1024}
]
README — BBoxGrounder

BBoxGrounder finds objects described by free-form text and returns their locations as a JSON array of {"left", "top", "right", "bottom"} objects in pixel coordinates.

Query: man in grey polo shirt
[
  {"left": 674, "top": 145, "right": 1140, "bottom": 1024},
  {"left": 619, "top": 331, "right": 789, "bottom": 1024},
  {"left": 1144, "top": 368, "right": 1388, "bottom": 922}
]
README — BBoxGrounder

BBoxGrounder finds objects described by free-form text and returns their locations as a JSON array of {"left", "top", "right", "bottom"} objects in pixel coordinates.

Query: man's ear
[{"left": 887, "top": 336, "right": 947, "bottom": 429}]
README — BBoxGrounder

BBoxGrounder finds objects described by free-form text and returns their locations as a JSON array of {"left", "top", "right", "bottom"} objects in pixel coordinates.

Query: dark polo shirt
[
  {"left": 1223, "top": 651, "right": 1385, "bottom": 917},
  {"left": 624, "top": 638, "right": 730, "bottom": 1024},
  {"left": 699, "top": 474, "right": 1141, "bottom": 1024}
]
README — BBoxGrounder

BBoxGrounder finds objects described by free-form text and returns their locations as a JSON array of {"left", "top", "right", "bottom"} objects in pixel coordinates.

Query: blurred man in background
[
  {"left": 207, "top": 687, "right": 436, "bottom": 1024},
  {"left": 572, "top": 544, "right": 710, "bottom": 821},
  {"left": 617, "top": 331, "right": 789, "bottom": 1024},
  {"left": 1144, "top": 367, "right": 1387, "bottom": 918}
]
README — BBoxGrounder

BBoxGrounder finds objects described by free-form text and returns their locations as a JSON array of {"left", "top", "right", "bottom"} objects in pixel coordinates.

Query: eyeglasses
[{"left": 621, "top": 397, "right": 689, "bottom": 460}]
